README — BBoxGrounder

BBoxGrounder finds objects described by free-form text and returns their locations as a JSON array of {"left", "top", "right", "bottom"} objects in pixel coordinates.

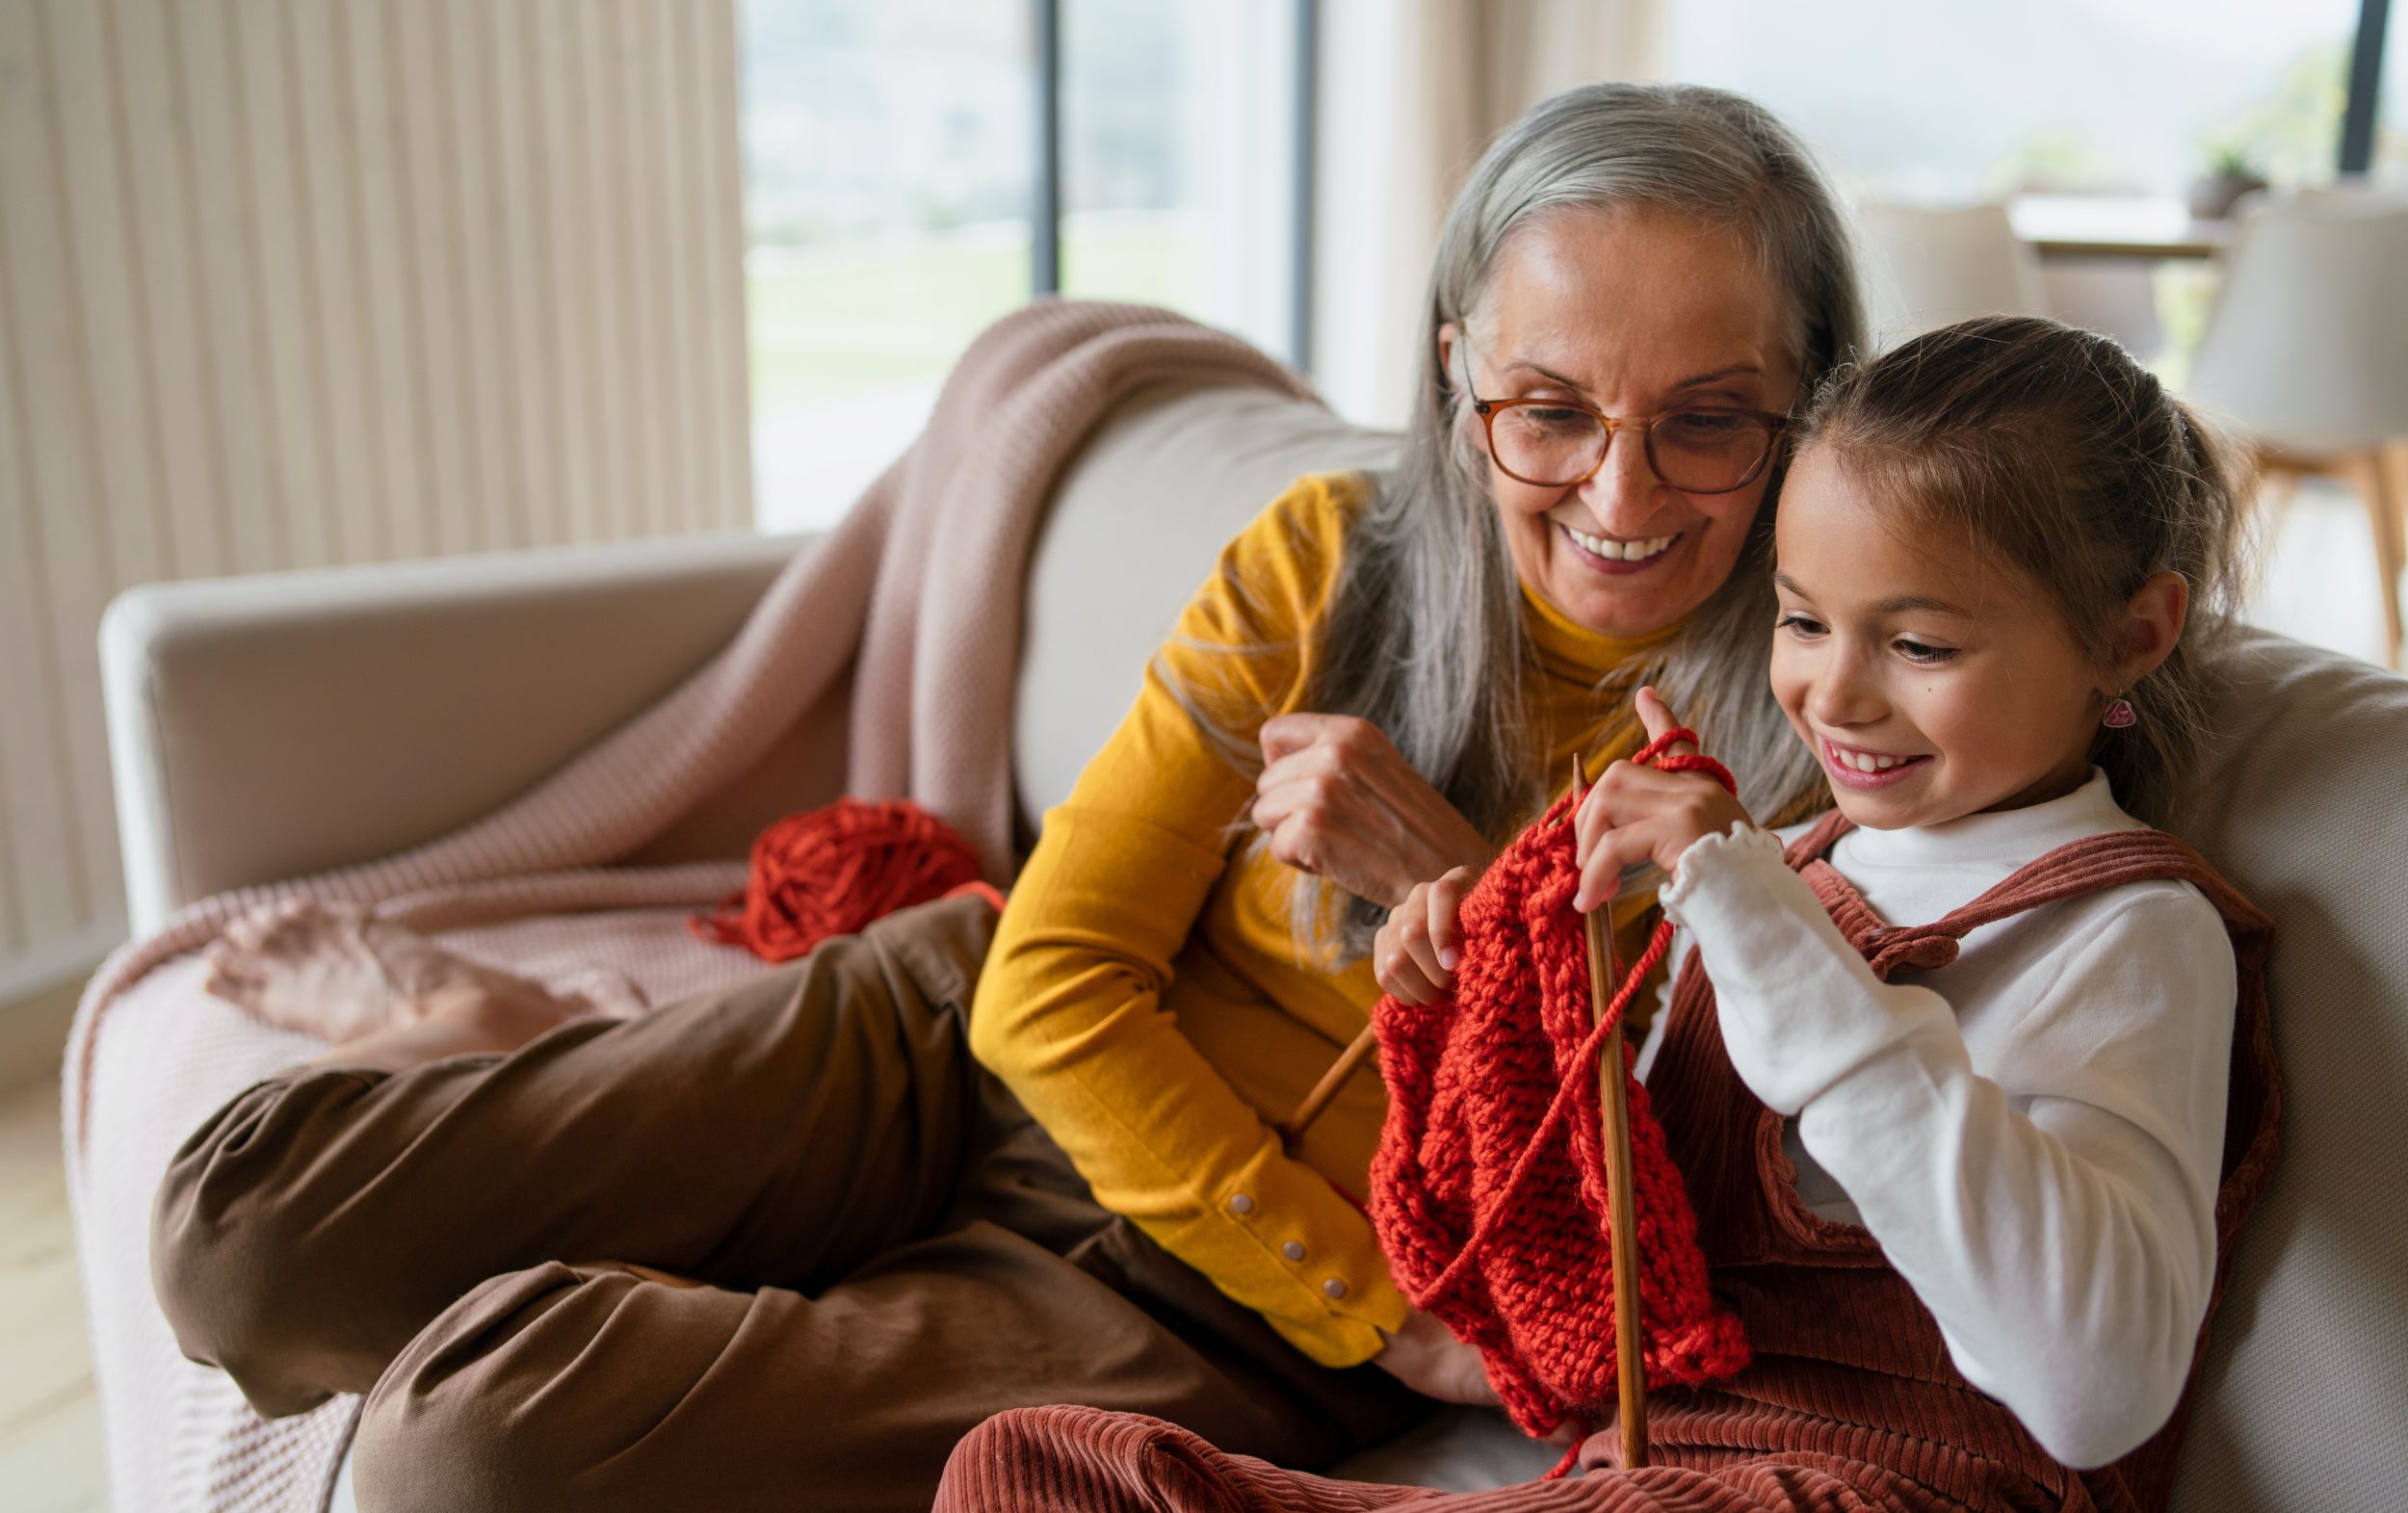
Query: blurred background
[{"left": 0, "top": 5, "right": 2402, "bottom": 1500}]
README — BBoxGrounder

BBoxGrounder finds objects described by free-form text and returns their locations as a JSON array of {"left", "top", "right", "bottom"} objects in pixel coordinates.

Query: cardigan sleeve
[
  {"left": 1661, "top": 825, "right": 2236, "bottom": 1470},
  {"left": 969, "top": 475, "right": 1414, "bottom": 1367}
]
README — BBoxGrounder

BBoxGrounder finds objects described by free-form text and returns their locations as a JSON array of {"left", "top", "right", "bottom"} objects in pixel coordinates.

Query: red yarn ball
[{"left": 694, "top": 797, "right": 985, "bottom": 963}]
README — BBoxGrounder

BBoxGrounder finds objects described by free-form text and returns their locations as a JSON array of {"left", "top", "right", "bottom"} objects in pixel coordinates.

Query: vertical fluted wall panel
[{"left": 0, "top": 0, "right": 752, "bottom": 995}]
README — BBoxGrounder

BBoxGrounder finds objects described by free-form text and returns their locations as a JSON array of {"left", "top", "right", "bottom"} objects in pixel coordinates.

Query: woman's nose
[{"left": 1573, "top": 425, "right": 1662, "bottom": 533}]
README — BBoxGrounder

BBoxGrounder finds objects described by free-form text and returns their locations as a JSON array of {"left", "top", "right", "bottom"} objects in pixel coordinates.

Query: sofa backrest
[
  {"left": 1015, "top": 382, "right": 1402, "bottom": 830},
  {"left": 1024, "top": 381, "right": 2408, "bottom": 1512},
  {"left": 2163, "top": 626, "right": 2408, "bottom": 1513}
]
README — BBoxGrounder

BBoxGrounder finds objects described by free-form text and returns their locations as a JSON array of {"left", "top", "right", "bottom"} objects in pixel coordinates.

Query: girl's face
[
  {"left": 1438, "top": 206, "right": 1799, "bottom": 641},
  {"left": 1768, "top": 447, "right": 2108, "bottom": 830}
]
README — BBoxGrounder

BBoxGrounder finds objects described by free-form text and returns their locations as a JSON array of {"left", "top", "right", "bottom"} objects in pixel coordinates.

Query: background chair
[
  {"left": 1855, "top": 201, "right": 2048, "bottom": 347},
  {"left": 2185, "top": 192, "right": 2408, "bottom": 668}
]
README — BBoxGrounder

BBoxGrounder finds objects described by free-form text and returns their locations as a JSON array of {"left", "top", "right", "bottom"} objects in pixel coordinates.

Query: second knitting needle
[{"left": 1574, "top": 756, "right": 1650, "bottom": 1469}]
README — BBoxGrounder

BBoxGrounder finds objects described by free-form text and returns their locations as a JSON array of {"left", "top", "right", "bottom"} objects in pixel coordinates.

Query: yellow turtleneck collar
[{"left": 1518, "top": 578, "right": 1688, "bottom": 685}]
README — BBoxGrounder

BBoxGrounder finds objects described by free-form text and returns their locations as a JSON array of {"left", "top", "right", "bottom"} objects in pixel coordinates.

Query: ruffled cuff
[{"left": 1661, "top": 822, "right": 1787, "bottom": 920}]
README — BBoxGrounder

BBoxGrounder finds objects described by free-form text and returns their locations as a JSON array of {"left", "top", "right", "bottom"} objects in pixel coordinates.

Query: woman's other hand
[
  {"left": 1372, "top": 1308, "right": 1500, "bottom": 1406},
  {"left": 1572, "top": 687, "right": 1753, "bottom": 913},
  {"left": 1374, "top": 867, "right": 1477, "bottom": 1004},
  {"left": 1253, "top": 714, "right": 1493, "bottom": 908}
]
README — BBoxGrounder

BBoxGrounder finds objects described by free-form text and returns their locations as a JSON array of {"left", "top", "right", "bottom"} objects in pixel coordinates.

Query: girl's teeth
[
  {"left": 1568, "top": 526, "right": 1676, "bottom": 561},
  {"left": 1834, "top": 745, "right": 1902, "bottom": 772}
]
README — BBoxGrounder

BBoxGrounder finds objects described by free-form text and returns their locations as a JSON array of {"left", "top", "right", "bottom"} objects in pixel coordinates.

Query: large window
[
  {"left": 741, "top": 1, "right": 1033, "bottom": 532},
  {"left": 1059, "top": 1, "right": 1302, "bottom": 363},
  {"left": 1666, "top": 1, "right": 2366, "bottom": 198},
  {"left": 742, "top": 0, "right": 1306, "bottom": 533}
]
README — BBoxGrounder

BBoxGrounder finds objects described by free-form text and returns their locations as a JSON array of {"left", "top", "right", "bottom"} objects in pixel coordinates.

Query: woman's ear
[
  {"left": 1436, "top": 322, "right": 1461, "bottom": 394},
  {"left": 2112, "top": 570, "right": 2190, "bottom": 690}
]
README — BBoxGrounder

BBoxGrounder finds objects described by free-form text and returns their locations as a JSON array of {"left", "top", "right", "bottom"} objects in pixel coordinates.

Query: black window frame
[
  {"left": 1028, "top": 0, "right": 1320, "bottom": 371},
  {"left": 2342, "top": 0, "right": 2393, "bottom": 174}
]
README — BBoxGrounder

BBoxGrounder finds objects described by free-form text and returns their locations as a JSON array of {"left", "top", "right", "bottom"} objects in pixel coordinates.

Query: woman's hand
[
  {"left": 1573, "top": 687, "right": 1754, "bottom": 913},
  {"left": 1372, "top": 1308, "right": 1500, "bottom": 1406},
  {"left": 1374, "top": 866, "right": 1478, "bottom": 1004},
  {"left": 1253, "top": 714, "right": 1493, "bottom": 908}
]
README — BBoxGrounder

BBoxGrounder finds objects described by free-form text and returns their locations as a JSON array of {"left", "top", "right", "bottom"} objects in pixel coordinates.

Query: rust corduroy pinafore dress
[{"left": 1626, "top": 811, "right": 2283, "bottom": 1513}]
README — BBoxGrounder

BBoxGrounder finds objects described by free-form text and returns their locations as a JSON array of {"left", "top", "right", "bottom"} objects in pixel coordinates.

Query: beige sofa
[{"left": 92, "top": 381, "right": 2408, "bottom": 1509}]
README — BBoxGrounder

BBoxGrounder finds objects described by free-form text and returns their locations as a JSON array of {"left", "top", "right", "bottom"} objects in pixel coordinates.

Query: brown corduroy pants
[{"left": 150, "top": 895, "right": 1426, "bottom": 1513}]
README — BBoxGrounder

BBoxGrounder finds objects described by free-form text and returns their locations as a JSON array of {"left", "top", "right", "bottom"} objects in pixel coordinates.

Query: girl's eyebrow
[
  {"left": 1873, "top": 592, "right": 1973, "bottom": 617},
  {"left": 1776, "top": 573, "right": 1971, "bottom": 618}
]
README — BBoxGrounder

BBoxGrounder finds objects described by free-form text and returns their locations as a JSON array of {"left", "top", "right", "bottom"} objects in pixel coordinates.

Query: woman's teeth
[{"left": 1567, "top": 525, "right": 1676, "bottom": 561}]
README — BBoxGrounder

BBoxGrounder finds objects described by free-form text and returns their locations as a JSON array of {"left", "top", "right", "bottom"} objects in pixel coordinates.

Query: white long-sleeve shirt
[{"left": 1636, "top": 770, "right": 2236, "bottom": 1471}]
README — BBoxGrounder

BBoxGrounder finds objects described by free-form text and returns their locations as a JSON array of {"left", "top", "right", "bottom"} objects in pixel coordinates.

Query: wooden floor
[{"left": 0, "top": 1078, "right": 106, "bottom": 1512}]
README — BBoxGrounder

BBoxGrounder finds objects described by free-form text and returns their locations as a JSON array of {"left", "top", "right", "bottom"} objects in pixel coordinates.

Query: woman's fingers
[{"left": 1259, "top": 711, "right": 1383, "bottom": 766}]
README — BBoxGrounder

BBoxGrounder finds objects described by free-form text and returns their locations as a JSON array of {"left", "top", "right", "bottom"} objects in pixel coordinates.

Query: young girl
[{"left": 929, "top": 315, "right": 2279, "bottom": 1513}]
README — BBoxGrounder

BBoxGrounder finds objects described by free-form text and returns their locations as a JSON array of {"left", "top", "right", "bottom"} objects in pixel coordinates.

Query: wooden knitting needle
[
  {"left": 1575, "top": 757, "right": 1650, "bottom": 1469},
  {"left": 1279, "top": 1021, "right": 1377, "bottom": 1152}
]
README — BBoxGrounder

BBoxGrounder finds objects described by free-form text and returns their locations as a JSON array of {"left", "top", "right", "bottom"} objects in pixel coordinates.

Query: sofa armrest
[{"left": 101, "top": 532, "right": 807, "bottom": 934}]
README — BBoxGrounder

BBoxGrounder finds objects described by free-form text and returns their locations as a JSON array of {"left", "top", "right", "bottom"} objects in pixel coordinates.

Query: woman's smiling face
[{"left": 1441, "top": 205, "right": 1800, "bottom": 640}]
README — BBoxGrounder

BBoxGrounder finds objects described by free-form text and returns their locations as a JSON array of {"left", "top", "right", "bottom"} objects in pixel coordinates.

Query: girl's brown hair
[{"left": 1793, "top": 315, "right": 2250, "bottom": 824}]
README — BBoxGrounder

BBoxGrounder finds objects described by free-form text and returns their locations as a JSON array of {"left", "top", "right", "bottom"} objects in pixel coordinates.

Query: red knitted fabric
[
  {"left": 1369, "top": 733, "right": 1749, "bottom": 1440},
  {"left": 693, "top": 797, "right": 986, "bottom": 962}
]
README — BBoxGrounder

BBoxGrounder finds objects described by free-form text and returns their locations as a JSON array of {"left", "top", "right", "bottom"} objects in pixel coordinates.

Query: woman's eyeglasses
[{"left": 1460, "top": 344, "right": 1789, "bottom": 495}]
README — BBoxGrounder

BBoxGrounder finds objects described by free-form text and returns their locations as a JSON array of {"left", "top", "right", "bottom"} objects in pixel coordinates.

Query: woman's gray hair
[{"left": 1192, "top": 83, "right": 1866, "bottom": 961}]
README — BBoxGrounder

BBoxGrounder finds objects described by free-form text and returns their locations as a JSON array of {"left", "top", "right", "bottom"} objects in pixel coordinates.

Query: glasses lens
[
  {"left": 1649, "top": 412, "right": 1772, "bottom": 493},
  {"left": 1489, "top": 404, "right": 1607, "bottom": 486}
]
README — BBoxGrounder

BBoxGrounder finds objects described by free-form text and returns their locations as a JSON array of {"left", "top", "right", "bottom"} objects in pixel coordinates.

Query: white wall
[{"left": 0, "top": 0, "right": 753, "bottom": 1004}]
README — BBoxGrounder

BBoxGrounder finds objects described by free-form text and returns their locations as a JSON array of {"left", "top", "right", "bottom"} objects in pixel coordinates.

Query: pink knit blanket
[{"left": 62, "top": 300, "right": 1317, "bottom": 1512}]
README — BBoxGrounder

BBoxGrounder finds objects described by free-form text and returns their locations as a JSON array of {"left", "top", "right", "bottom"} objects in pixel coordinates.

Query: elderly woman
[{"left": 151, "top": 83, "right": 1854, "bottom": 1513}]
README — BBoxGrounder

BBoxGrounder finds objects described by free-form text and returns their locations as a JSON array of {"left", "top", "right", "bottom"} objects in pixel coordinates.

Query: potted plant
[{"left": 2188, "top": 144, "right": 2268, "bottom": 221}]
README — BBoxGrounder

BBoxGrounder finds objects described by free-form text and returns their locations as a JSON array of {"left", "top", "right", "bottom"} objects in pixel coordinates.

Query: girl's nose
[{"left": 1805, "top": 655, "right": 1884, "bottom": 729}]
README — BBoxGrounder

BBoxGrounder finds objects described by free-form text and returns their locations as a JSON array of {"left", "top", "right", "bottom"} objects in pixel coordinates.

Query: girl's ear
[{"left": 2111, "top": 570, "right": 2189, "bottom": 690}]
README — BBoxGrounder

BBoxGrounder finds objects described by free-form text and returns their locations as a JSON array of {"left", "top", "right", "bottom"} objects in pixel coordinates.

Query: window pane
[
  {"left": 2379, "top": 2, "right": 2407, "bottom": 181},
  {"left": 742, "top": 0, "right": 1033, "bottom": 530},
  {"left": 1667, "top": 1, "right": 2362, "bottom": 197},
  {"left": 1060, "top": 0, "right": 1301, "bottom": 363}
]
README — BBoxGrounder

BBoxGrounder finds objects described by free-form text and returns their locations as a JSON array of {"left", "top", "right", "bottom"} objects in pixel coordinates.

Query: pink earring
[{"left": 2103, "top": 695, "right": 2136, "bottom": 729}]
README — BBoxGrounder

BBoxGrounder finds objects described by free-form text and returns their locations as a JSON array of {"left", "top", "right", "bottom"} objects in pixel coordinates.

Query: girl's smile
[{"left": 1817, "top": 736, "right": 1932, "bottom": 791}]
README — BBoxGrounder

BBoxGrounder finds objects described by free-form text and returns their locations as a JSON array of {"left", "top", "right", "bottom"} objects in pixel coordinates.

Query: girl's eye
[
  {"left": 1896, "top": 639, "right": 1957, "bottom": 665},
  {"left": 1775, "top": 613, "right": 1824, "bottom": 639}
]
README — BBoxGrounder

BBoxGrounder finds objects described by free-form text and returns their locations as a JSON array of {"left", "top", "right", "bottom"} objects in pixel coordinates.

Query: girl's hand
[
  {"left": 1573, "top": 688, "right": 1754, "bottom": 914},
  {"left": 1374, "top": 866, "right": 1479, "bottom": 1004},
  {"left": 1372, "top": 1308, "right": 1501, "bottom": 1406},
  {"left": 1253, "top": 714, "right": 1494, "bottom": 908}
]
